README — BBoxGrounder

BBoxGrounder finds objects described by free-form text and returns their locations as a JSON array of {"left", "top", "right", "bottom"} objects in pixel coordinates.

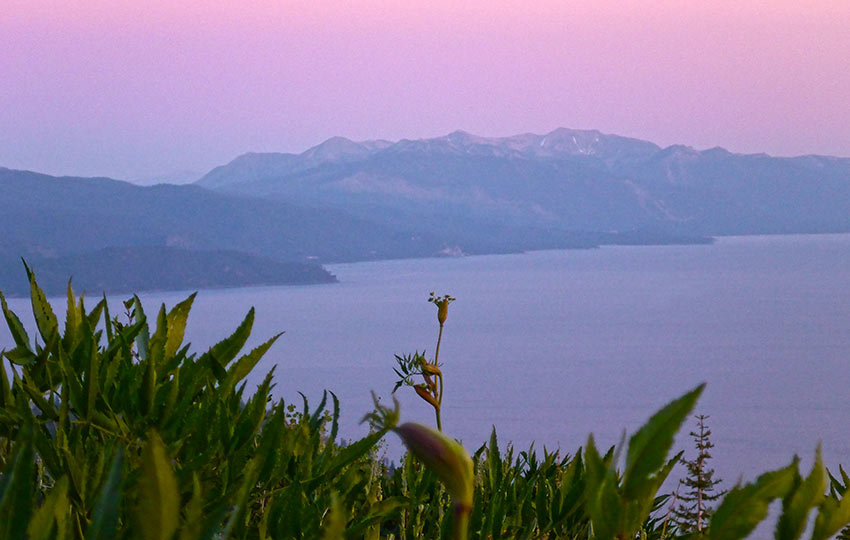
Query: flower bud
[
  {"left": 437, "top": 301, "right": 449, "bottom": 325},
  {"left": 414, "top": 384, "right": 440, "bottom": 409},
  {"left": 422, "top": 363, "right": 442, "bottom": 376},
  {"left": 429, "top": 293, "right": 454, "bottom": 325},
  {"left": 394, "top": 422, "right": 474, "bottom": 506}
]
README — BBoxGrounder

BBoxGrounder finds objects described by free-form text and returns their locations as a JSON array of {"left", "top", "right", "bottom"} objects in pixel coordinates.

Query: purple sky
[{"left": 2, "top": 1, "right": 849, "bottom": 182}]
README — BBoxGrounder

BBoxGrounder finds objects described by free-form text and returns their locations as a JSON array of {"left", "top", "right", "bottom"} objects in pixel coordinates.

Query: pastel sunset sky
[{"left": 2, "top": 0, "right": 848, "bottom": 181}]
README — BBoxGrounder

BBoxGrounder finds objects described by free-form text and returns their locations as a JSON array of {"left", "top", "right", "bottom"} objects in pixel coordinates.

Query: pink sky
[{"left": 1, "top": 1, "right": 849, "bottom": 181}]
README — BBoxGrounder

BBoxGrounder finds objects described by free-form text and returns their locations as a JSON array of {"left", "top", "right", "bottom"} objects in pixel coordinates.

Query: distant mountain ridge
[
  {"left": 0, "top": 168, "right": 437, "bottom": 263},
  {"left": 4, "top": 127, "right": 849, "bottom": 295},
  {"left": 197, "top": 128, "right": 850, "bottom": 238},
  {"left": 0, "top": 167, "right": 442, "bottom": 296}
]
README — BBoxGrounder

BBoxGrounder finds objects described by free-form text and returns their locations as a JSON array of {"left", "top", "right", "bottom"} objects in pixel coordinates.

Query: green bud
[{"left": 394, "top": 422, "right": 474, "bottom": 507}]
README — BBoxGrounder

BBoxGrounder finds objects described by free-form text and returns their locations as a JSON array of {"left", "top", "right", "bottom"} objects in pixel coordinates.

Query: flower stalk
[{"left": 392, "top": 292, "right": 455, "bottom": 431}]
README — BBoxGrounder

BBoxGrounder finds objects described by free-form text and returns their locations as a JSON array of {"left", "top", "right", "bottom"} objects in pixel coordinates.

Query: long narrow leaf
[
  {"left": 709, "top": 460, "right": 798, "bottom": 540},
  {"left": 623, "top": 384, "right": 704, "bottom": 497},
  {"left": 812, "top": 488, "right": 850, "bottom": 540},
  {"left": 200, "top": 308, "right": 255, "bottom": 370},
  {"left": 222, "top": 332, "right": 281, "bottom": 392},
  {"left": 27, "top": 476, "right": 69, "bottom": 540},
  {"left": 87, "top": 450, "right": 124, "bottom": 540},
  {"left": 777, "top": 445, "right": 826, "bottom": 540},
  {"left": 0, "top": 291, "right": 32, "bottom": 352},
  {"left": 164, "top": 293, "right": 196, "bottom": 361},
  {"left": 0, "top": 422, "right": 35, "bottom": 539},
  {"left": 136, "top": 432, "right": 180, "bottom": 540},
  {"left": 25, "top": 262, "right": 59, "bottom": 345}
]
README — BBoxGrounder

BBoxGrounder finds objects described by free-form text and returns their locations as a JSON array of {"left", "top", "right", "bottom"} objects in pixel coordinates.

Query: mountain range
[
  {"left": 199, "top": 128, "right": 850, "bottom": 238},
  {"left": 3, "top": 127, "right": 849, "bottom": 295}
]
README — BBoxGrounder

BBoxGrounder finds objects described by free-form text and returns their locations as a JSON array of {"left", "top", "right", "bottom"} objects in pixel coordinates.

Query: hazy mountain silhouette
[
  {"left": 0, "top": 167, "right": 442, "bottom": 295},
  {"left": 198, "top": 128, "right": 850, "bottom": 238}
]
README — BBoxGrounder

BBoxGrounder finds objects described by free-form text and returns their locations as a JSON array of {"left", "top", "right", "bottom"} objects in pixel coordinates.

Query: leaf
[
  {"left": 136, "top": 431, "right": 180, "bottom": 540},
  {"left": 87, "top": 450, "right": 124, "bottom": 540},
  {"left": 3, "top": 345, "right": 36, "bottom": 366},
  {"left": 304, "top": 430, "right": 389, "bottom": 491},
  {"left": 20, "top": 377, "right": 59, "bottom": 420},
  {"left": 222, "top": 332, "right": 281, "bottom": 392},
  {"left": 319, "top": 392, "right": 341, "bottom": 463},
  {"left": 27, "top": 476, "right": 69, "bottom": 540},
  {"left": 179, "top": 474, "right": 205, "bottom": 540},
  {"left": 708, "top": 459, "right": 798, "bottom": 540},
  {"left": 0, "top": 421, "right": 35, "bottom": 540},
  {"left": 143, "top": 351, "right": 157, "bottom": 416},
  {"left": 103, "top": 317, "right": 147, "bottom": 358},
  {"left": 86, "top": 296, "right": 106, "bottom": 329},
  {"left": 229, "top": 371, "right": 274, "bottom": 453},
  {"left": 225, "top": 455, "right": 262, "bottom": 539},
  {"left": 134, "top": 296, "right": 151, "bottom": 361},
  {"left": 812, "top": 488, "right": 850, "bottom": 540},
  {"left": 149, "top": 304, "right": 168, "bottom": 371},
  {"left": 488, "top": 427, "right": 503, "bottom": 493},
  {"left": 102, "top": 293, "right": 115, "bottom": 342},
  {"left": 0, "top": 355, "right": 11, "bottom": 408},
  {"left": 86, "top": 336, "right": 102, "bottom": 418},
  {"left": 63, "top": 280, "right": 81, "bottom": 352},
  {"left": 165, "top": 293, "right": 196, "bottom": 361},
  {"left": 320, "top": 493, "right": 346, "bottom": 540},
  {"left": 25, "top": 261, "right": 59, "bottom": 345},
  {"left": 623, "top": 383, "right": 704, "bottom": 497},
  {"left": 584, "top": 436, "right": 621, "bottom": 540},
  {"left": 344, "top": 497, "right": 409, "bottom": 539},
  {"left": 0, "top": 290, "right": 32, "bottom": 352},
  {"left": 777, "top": 445, "right": 826, "bottom": 540},
  {"left": 201, "top": 308, "right": 255, "bottom": 370}
]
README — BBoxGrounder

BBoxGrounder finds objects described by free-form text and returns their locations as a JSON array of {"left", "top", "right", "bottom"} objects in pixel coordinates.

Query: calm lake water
[{"left": 3, "top": 234, "right": 850, "bottom": 499}]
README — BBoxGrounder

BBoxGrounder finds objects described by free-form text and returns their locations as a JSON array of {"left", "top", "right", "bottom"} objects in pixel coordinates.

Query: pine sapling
[{"left": 673, "top": 414, "right": 725, "bottom": 534}]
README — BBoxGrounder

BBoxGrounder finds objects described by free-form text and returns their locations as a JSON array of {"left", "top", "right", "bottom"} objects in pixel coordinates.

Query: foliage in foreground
[{"left": 1, "top": 272, "right": 850, "bottom": 540}]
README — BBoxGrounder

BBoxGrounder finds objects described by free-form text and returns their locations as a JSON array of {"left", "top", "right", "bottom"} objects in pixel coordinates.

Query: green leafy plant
[
  {"left": 584, "top": 385, "right": 705, "bottom": 540},
  {"left": 707, "top": 444, "right": 850, "bottom": 540},
  {"left": 0, "top": 269, "right": 401, "bottom": 539}
]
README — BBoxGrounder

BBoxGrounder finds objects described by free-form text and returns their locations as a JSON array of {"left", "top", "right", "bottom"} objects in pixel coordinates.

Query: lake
[{"left": 2, "top": 233, "right": 850, "bottom": 495}]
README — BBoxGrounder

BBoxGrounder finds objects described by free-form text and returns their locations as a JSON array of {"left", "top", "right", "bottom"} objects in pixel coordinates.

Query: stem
[
  {"left": 452, "top": 502, "right": 471, "bottom": 540},
  {"left": 661, "top": 484, "right": 680, "bottom": 540},
  {"left": 697, "top": 416, "right": 706, "bottom": 532},
  {"left": 435, "top": 322, "right": 445, "bottom": 431},
  {"left": 434, "top": 323, "right": 444, "bottom": 366},
  {"left": 435, "top": 374, "right": 443, "bottom": 432}
]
